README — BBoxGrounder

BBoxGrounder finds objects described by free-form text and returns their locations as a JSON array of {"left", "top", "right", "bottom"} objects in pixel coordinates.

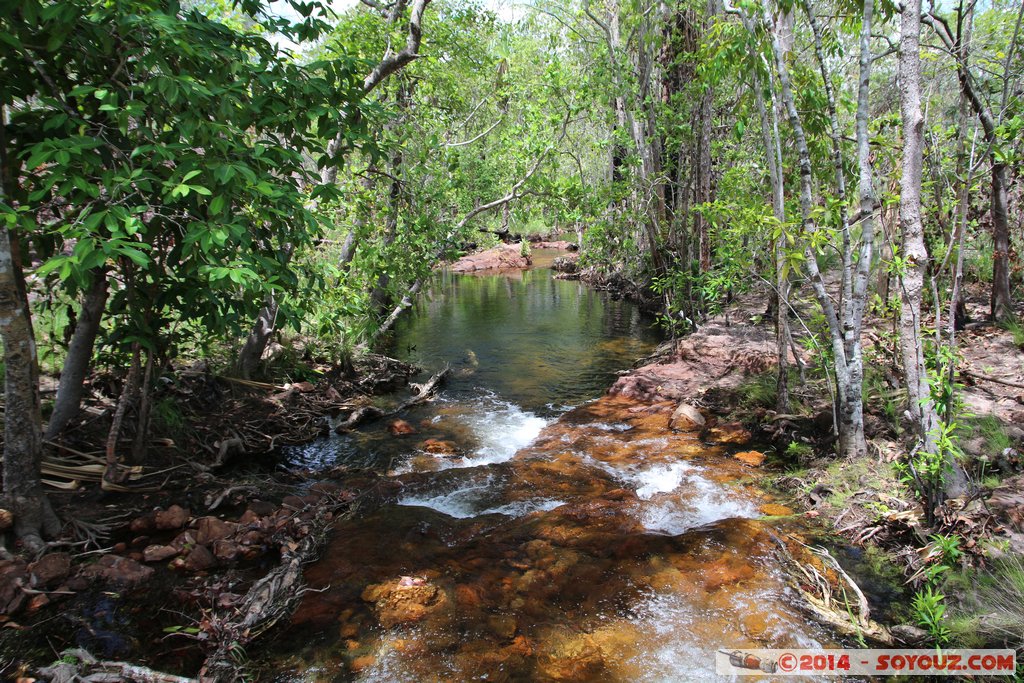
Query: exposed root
[
  {"left": 772, "top": 533, "right": 895, "bottom": 645},
  {"left": 198, "top": 495, "right": 358, "bottom": 681},
  {"left": 37, "top": 648, "right": 195, "bottom": 683}
]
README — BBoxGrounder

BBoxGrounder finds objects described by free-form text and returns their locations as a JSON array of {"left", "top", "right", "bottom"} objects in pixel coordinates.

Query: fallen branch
[
  {"left": 334, "top": 366, "right": 449, "bottom": 433},
  {"left": 961, "top": 369, "right": 1024, "bottom": 391}
]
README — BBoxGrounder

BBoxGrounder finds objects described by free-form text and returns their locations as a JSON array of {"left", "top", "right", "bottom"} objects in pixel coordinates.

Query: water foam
[{"left": 444, "top": 393, "right": 550, "bottom": 468}]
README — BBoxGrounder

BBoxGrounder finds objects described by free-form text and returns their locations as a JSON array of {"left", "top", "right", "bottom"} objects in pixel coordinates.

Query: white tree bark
[{"left": 899, "top": 0, "right": 969, "bottom": 497}]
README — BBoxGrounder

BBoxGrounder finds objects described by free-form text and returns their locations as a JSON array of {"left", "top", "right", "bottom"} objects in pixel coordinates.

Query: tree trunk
[
  {"left": 45, "top": 274, "right": 108, "bottom": 439},
  {"left": 990, "top": 162, "right": 1012, "bottom": 321},
  {"left": 0, "top": 104, "right": 59, "bottom": 549},
  {"left": 237, "top": 296, "right": 277, "bottom": 379},
  {"left": 105, "top": 344, "right": 141, "bottom": 486},
  {"left": 899, "top": 0, "right": 968, "bottom": 497}
]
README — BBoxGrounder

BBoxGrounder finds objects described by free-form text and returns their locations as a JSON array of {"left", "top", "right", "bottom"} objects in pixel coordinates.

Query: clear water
[{"left": 263, "top": 256, "right": 838, "bottom": 681}]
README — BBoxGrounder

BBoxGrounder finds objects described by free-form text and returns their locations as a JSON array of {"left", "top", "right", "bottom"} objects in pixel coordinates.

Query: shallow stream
[{"left": 265, "top": 251, "right": 840, "bottom": 681}]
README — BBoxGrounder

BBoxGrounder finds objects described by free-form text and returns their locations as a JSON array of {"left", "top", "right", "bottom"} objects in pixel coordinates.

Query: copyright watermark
[{"left": 716, "top": 648, "right": 1017, "bottom": 676}]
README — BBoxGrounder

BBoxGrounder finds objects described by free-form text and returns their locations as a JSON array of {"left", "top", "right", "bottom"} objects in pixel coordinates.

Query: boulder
[
  {"left": 80, "top": 555, "right": 154, "bottom": 588},
  {"left": 142, "top": 545, "right": 179, "bottom": 563},
  {"left": 154, "top": 505, "right": 190, "bottom": 530},
  {"left": 28, "top": 552, "right": 71, "bottom": 588},
  {"left": 194, "top": 516, "right": 237, "bottom": 545},
  {"left": 670, "top": 403, "right": 705, "bottom": 430},
  {"left": 389, "top": 419, "right": 416, "bottom": 436},
  {"left": 362, "top": 577, "right": 450, "bottom": 628}
]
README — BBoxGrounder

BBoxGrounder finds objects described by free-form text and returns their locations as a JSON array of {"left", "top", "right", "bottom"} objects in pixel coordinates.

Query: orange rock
[
  {"left": 758, "top": 503, "right": 794, "bottom": 516},
  {"left": 389, "top": 419, "right": 416, "bottom": 436},
  {"left": 420, "top": 438, "right": 460, "bottom": 455},
  {"left": 703, "top": 557, "right": 756, "bottom": 591},
  {"left": 361, "top": 578, "right": 450, "bottom": 628},
  {"left": 734, "top": 450, "right": 765, "bottom": 467},
  {"left": 350, "top": 655, "right": 376, "bottom": 673}
]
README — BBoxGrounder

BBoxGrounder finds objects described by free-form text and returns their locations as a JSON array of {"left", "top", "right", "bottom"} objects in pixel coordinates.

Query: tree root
[
  {"left": 771, "top": 533, "right": 895, "bottom": 645},
  {"left": 198, "top": 495, "right": 357, "bottom": 681},
  {"left": 37, "top": 648, "right": 195, "bottom": 683}
]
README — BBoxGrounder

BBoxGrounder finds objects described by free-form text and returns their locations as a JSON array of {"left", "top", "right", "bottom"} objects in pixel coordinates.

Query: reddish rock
[
  {"left": 239, "top": 530, "right": 265, "bottom": 546},
  {"left": 0, "top": 561, "right": 29, "bottom": 615},
  {"left": 389, "top": 419, "right": 416, "bottom": 436},
  {"left": 709, "top": 423, "right": 753, "bottom": 446},
  {"left": 281, "top": 495, "right": 306, "bottom": 510},
  {"left": 194, "top": 516, "right": 237, "bottom": 545},
  {"left": 247, "top": 500, "right": 277, "bottom": 517},
  {"left": 238, "top": 509, "right": 260, "bottom": 525},
  {"left": 212, "top": 539, "right": 240, "bottom": 562},
  {"left": 420, "top": 439, "right": 460, "bottom": 455},
  {"left": 172, "top": 531, "right": 197, "bottom": 551},
  {"left": 154, "top": 505, "right": 190, "bottom": 530},
  {"left": 183, "top": 545, "right": 216, "bottom": 572},
  {"left": 112, "top": 542, "right": 128, "bottom": 554},
  {"left": 703, "top": 558, "right": 756, "bottom": 591},
  {"left": 129, "top": 512, "right": 156, "bottom": 533},
  {"left": 142, "top": 545, "right": 178, "bottom": 563},
  {"left": 28, "top": 552, "right": 71, "bottom": 588},
  {"left": 26, "top": 593, "right": 51, "bottom": 613},
  {"left": 362, "top": 578, "right": 450, "bottom": 628},
  {"left": 734, "top": 450, "right": 765, "bottom": 467},
  {"left": 450, "top": 243, "right": 531, "bottom": 273},
  {"left": 80, "top": 555, "right": 154, "bottom": 588},
  {"left": 610, "top": 326, "right": 788, "bottom": 403}
]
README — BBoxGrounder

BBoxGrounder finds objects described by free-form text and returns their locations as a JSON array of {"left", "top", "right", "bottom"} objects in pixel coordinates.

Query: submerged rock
[
  {"left": 389, "top": 419, "right": 416, "bottom": 436},
  {"left": 362, "top": 577, "right": 450, "bottom": 628}
]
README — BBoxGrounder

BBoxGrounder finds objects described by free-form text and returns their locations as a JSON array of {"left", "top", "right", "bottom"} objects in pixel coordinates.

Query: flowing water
[{"left": 265, "top": 251, "right": 839, "bottom": 681}]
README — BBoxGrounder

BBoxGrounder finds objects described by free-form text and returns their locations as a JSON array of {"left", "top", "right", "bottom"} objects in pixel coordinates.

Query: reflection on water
[
  {"left": 266, "top": 261, "right": 838, "bottom": 681},
  {"left": 391, "top": 255, "right": 662, "bottom": 412}
]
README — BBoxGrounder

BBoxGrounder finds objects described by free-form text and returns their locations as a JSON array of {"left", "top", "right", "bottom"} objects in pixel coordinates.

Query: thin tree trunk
[
  {"left": 900, "top": 0, "right": 968, "bottom": 497},
  {"left": 131, "top": 350, "right": 155, "bottom": 464},
  {"left": 760, "top": 0, "right": 869, "bottom": 459},
  {"left": 45, "top": 274, "right": 108, "bottom": 439},
  {"left": 104, "top": 344, "right": 141, "bottom": 486},
  {"left": 923, "top": 11, "right": 1015, "bottom": 322}
]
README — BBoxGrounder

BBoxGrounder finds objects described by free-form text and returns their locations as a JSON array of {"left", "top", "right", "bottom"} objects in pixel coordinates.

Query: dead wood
[
  {"left": 771, "top": 533, "right": 895, "bottom": 645},
  {"left": 37, "top": 648, "right": 195, "bottom": 683},
  {"left": 334, "top": 365, "right": 450, "bottom": 433}
]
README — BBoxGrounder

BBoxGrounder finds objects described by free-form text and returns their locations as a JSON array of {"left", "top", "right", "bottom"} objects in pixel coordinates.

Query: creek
[{"left": 265, "top": 250, "right": 840, "bottom": 681}]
